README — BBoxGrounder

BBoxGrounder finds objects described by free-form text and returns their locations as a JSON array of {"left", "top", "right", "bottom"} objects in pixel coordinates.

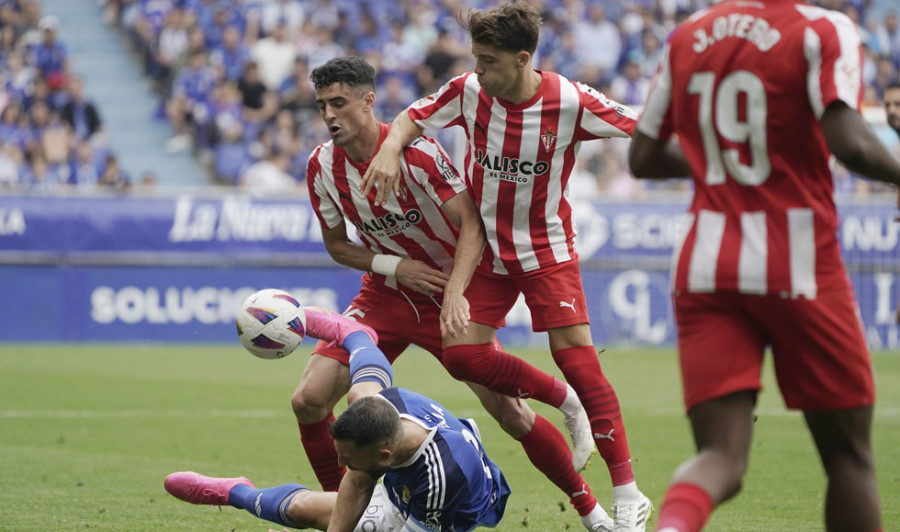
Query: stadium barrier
[{"left": 2, "top": 193, "right": 899, "bottom": 348}]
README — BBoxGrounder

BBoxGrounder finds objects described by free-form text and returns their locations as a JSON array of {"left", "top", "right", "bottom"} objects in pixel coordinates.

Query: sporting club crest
[{"left": 541, "top": 128, "right": 557, "bottom": 152}]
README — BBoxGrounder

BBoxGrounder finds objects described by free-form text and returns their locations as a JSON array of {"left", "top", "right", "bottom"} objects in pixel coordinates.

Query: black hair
[
  {"left": 310, "top": 56, "right": 376, "bottom": 92},
  {"left": 329, "top": 395, "right": 401, "bottom": 448}
]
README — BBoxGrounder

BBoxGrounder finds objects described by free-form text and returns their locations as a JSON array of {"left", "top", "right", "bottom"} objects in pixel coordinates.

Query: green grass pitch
[{"left": 0, "top": 344, "right": 898, "bottom": 531}]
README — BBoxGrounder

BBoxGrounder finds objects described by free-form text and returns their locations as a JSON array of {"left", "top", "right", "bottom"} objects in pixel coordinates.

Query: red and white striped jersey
[
  {"left": 307, "top": 123, "right": 468, "bottom": 293},
  {"left": 408, "top": 70, "right": 636, "bottom": 275},
  {"left": 638, "top": 0, "right": 862, "bottom": 298}
]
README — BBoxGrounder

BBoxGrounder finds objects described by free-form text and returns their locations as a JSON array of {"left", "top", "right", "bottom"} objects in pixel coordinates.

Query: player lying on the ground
[{"left": 165, "top": 310, "right": 510, "bottom": 531}]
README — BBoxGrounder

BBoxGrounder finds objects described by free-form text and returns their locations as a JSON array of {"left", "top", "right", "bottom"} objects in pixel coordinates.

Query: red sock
[
  {"left": 298, "top": 414, "right": 344, "bottom": 491},
  {"left": 656, "top": 483, "right": 713, "bottom": 532},
  {"left": 443, "top": 343, "right": 567, "bottom": 406},
  {"left": 518, "top": 415, "right": 597, "bottom": 516},
  {"left": 552, "top": 346, "right": 633, "bottom": 485}
]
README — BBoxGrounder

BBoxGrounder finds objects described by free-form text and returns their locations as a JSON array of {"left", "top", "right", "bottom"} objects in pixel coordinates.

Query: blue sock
[
  {"left": 345, "top": 331, "right": 393, "bottom": 388},
  {"left": 229, "top": 483, "right": 307, "bottom": 528}
]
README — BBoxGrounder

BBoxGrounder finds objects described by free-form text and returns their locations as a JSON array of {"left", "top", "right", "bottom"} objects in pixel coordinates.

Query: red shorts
[
  {"left": 674, "top": 284, "right": 874, "bottom": 412},
  {"left": 312, "top": 285, "right": 444, "bottom": 364},
  {"left": 465, "top": 259, "right": 589, "bottom": 332}
]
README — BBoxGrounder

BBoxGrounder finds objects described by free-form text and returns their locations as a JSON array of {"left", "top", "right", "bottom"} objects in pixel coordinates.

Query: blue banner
[
  {"left": 2, "top": 265, "right": 899, "bottom": 349},
  {"left": 0, "top": 195, "right": 325, "bottom": 261},
  {"left": 2, "top": 194, "right": 898, "bottom": 266},
  {"left": 1, "top": 194, "right": 898, "bottom": 347}
]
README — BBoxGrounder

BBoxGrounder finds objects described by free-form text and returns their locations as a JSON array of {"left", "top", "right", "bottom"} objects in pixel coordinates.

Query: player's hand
[
  {"left": 360, "top": 149, "right": 402, "bottom": 206},
  {"left": 440, "top": 291, "right": 470, "bottom": 339},
  {"left": 395, "top": 259, "right": 449, "bottom": 296}
]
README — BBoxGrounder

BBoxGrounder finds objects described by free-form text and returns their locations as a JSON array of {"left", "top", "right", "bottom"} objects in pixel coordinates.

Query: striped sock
[{"left": 229, "top": 483, "right": 307, "bottom": 528}]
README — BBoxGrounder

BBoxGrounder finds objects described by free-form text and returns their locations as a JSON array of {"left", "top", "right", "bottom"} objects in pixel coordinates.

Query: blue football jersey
[{"left": 379, "top": 388, "right": 510, "bottom": 532}]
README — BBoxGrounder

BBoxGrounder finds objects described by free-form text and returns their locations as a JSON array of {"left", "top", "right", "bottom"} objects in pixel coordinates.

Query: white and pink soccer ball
[{"left": 236, "top": 288, "right": 306, "bottom": 359}]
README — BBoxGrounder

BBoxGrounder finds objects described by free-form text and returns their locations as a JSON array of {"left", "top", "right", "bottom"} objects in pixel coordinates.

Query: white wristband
[{"left": 371, "top": 254, "right": 402, "bottom": 277}]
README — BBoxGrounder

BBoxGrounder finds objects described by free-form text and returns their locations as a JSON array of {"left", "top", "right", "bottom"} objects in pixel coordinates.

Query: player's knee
[
  {"left": 291, "top": 387, "right": 331, "bottom": 424},
  {"left": 283, "top": 491, "right": 324, "bottom": 530},
  {"left": 442, "top": 343, "right": 490, "bottom": 382},
  {"left": 490, "top": 403, "right": 533, "bottom": 439}
]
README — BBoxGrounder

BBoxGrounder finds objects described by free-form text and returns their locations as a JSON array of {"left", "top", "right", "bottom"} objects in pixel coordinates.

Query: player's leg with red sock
[
  {"left": 517, "top": 414, "right": 597, "bottom": 515},
  {"left": 291, "top": 354, "right": 351, "bottom": 492},
  {"left": 553, "top": 345, "right": 634, "bottom": 480},
  {"left": 552, "top": 345, "right": 633, "bottom": 482},
  {"left": 655, "top": 483, "right": 713, "bottom": 532},
  {"left": 443, "top": 342, "right": 568, "bottom": 406},
  {"left": 297, "top": 414, "right": 344, "bottom": 491}
]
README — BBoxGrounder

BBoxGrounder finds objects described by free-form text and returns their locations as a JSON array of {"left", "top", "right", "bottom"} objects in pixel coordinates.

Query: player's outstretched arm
[
  {"left": 821, "top": 101, "right": 900, "bottom": 187},
  {"left": 361, "top": 110, "right": 424, "bottom": 205},
  {"left": 628, "top": 131, "right": 693, "bottom": 179},
  {"left": 438, "top": 191, "right": 485, "bottom": 339}
]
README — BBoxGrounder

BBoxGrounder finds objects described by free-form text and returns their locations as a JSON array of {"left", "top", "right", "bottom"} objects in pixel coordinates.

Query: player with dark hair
[
  {"left": 362, "top": 4, "right": 651, "bottom": 530},
  {"left": 165, "top": 312, "right": 510, "bottom": 532},
  {"left": 297, "top": 56, "right": 613, "bottom": 531},
  {"left": 627, "top": 1, "right": 900, "bottom": 531}
]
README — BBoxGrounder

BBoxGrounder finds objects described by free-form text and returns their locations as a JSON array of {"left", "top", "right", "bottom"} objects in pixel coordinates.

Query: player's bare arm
[
  {"left": 361, "top": 111, "right": 423, "bottom": 205},
  {"left": 320, "top": 221, "right": 449, "bottom": 297},
  {"left": 438, "top": 191, "right": 485, "bottom": 339},
  {"left": 325, "top": 470, "right": 379, "bottom": 532},
  {"left": 628, "top": 131, "right": 693, "bottom": 179},
  {"left": 821, "top": 101, "right": 900, "bottom": 187}
]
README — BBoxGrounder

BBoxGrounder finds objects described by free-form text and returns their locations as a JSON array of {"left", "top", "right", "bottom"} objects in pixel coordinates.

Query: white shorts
[{"left": 354, "top": 483, "right": 406, "bottom": 532}]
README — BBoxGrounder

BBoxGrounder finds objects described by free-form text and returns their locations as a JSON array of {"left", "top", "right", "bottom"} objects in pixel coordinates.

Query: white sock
[
  {"left": 559, "top": 384, "right": 581, "bottom": 414},
  {"left": 612, "top": 481, "right": 642, "bottom": 501}
]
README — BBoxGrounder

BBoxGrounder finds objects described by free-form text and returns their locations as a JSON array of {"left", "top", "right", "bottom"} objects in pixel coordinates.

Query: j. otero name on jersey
[{"left": 692, "top": 13, "right": 782, "bottom": 53}]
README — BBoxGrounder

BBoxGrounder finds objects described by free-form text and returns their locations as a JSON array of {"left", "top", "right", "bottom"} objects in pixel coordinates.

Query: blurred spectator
[
  {"left": 259, "top": 107, "right": 304, "bottom": 178},
  {"left": 380, "top": 21, "right": 421, "bottom": 81},
  {"left": 402, "top": 7, "right": 438, "bottom": 58},
  {"left": 0, "top": 102, "right": 29, "bottom": 152},
  {"left": 885, "top": 83, "right": 900, "bottom": 137},
  {"left": 22, "top": 151, "right": 69, "bottom": 188},
  {"left": 69, "top": 139, "right": 101, "bottom": 187},
  {"left": 573, "top": 5, "right": 621, "bottom": 85},
  {"left": 239, "top": 147, "right": 297, "bottom": 196},
  {"left": 302, "top": 25, "right": 344, "bottom": 71},
  {"left": 278, "top": 57, "right": 317, "bottom": 119},
  {"left": 38, "top": 106, "right": 70, "bottom": 166},
  {"left": 98, "top": 152, "right": 131, "bottom": 191},
  {"left": 306, "top": 0, "right": 340, "bottom": 32},
  {"left": 259, "top": 0, "right": 305, "bottom": 38},
  {"left": 375, "top": 73, "right": 414, "bottom": 122},
  {"left": 30, "top": 15, "right": 67, "bottom": 91},
  {"left": 60, "top": 75, "right": 103, "bottom": 142},
  {"left": 418, "top": 28, "right": 467, "bottom": 94},
  {"left": 609, "top": 52, "right": 650, "bottom": 106},
  {"left": 237, "top": 60, "right": 278, "bottom": 139},
  {"left": 250, "top": 21, "right": 296, "bottom": 90},
  {"left": 165, "top": 49, "right": 216, "bottom": 153},
  {"left": 0, "top": 143, "right": 22, "bottom": 188},
  {"left": 152, "top": 7, "right": 190, "bottom": 88},
  {"left": 209, "top": 79, "right": 248, "bottom": 183},
  {"left": 4, "top": 52, "right": 35, "bottom": 105},
  {"left": 209, "top": 24, "right": 250, "bottom": 82}
]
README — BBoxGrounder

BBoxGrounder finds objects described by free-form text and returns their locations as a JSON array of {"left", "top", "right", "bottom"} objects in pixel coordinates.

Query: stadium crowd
[{"left": 0, "top": 0, "right": 899, "bottom": 196}]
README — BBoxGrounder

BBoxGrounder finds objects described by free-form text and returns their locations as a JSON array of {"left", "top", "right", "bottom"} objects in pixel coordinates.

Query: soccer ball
[{"left": 236, "top": 288, "right": 307, "bottom": 359}]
